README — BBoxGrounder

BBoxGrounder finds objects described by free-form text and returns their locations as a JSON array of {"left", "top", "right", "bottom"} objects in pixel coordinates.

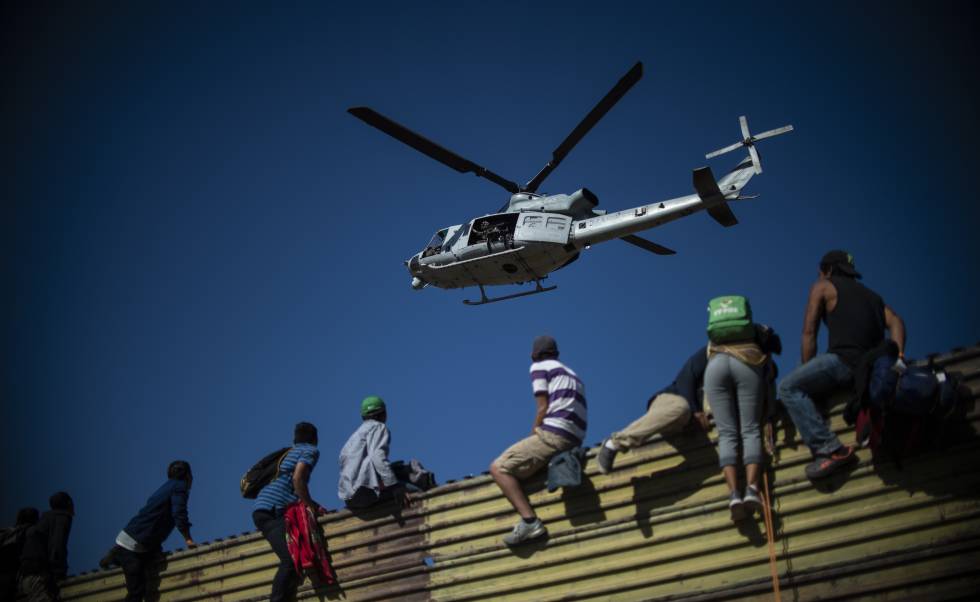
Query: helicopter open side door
[{"left": 513, "top": 212, "right": 571, "bottom": 245}]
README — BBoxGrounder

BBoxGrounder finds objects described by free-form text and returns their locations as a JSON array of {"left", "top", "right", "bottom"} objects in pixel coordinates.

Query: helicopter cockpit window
[
  {"left": 441, "top": 223, "right": 469, "bottom": 251},
  {"left": 423, "top": 229, "right": 448, "bottom": 258}
]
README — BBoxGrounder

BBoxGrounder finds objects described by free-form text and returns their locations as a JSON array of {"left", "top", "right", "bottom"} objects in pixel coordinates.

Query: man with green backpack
[{"left": 778, "top": 250, "right": 906, "bottom": 479}]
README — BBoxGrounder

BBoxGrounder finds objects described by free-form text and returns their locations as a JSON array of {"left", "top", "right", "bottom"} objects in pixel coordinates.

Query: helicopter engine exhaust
[{"left": 566, "top": 188, "right": 599, "bottom": 211}]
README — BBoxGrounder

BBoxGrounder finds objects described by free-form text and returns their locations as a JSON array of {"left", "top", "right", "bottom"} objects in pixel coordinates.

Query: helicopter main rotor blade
[
  {"left": 620, "top": 234, "right": 676, "bottom": 255},
  {"left": 524, "top": 62, "right": 643, "bottom": 193},
  {"left": 347, "top": 107, "right": 521, "bottom": 194}
]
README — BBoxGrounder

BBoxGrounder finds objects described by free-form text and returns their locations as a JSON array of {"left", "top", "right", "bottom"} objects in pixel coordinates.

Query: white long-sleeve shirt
[{"left": 337, "top": 419, "right": 398, "bottom": 502}]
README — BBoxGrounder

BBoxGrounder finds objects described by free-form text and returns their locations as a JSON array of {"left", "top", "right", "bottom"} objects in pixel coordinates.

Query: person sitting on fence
[
  {"left": 338, "top": 396, "right": 417, "bottom": 510},
  {"left": 778, "top": 250, "right": 906, "bottom": 479},
  {"left": 489, "top": 335, "right": 586, "bottom": 546}
]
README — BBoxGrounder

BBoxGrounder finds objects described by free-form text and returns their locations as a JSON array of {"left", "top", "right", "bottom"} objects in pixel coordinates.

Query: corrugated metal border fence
[{"left": 59, "top": 345, "right": 980, "bottom": 601}]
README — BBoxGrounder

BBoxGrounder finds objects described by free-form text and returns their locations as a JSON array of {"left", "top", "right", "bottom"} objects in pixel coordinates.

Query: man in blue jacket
[
  {"left": 597, "top": 347, "right": 711, "bottom": 474},
  {"left": 99, "top": 461, "right": 195, "bottom": 602}
]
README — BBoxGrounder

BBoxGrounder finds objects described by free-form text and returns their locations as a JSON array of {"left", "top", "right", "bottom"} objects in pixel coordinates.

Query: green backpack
[{"left": 707, "top": 295, "right": 755, "bottom": 344}]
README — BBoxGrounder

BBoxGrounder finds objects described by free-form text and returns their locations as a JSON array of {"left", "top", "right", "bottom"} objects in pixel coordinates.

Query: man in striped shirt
[{"left": 490, "top": 335, "right": 586, "bottom": 545}]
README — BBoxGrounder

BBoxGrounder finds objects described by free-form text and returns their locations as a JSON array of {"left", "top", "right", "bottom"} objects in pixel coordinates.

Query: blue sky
[{"left": 3, "top": 2, "right": 979, "bottom": 573}]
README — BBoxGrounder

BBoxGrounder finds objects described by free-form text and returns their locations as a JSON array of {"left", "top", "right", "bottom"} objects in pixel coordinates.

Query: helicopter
[{"left": 348, "top": 61, "right": 792, "bottom": 305}]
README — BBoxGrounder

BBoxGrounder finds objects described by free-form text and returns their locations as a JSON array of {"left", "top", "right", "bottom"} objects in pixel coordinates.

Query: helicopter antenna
[
  {"left": 347, "top": 107, "right": 522, "bottom": 194},
  {"left": 524, "top": 61, "right": 643, "bottom": 193}
]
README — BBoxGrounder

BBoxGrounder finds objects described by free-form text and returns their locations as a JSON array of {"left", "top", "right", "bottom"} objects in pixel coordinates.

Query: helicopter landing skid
[{"left": 463, "top": 280, "right": 557, "bottom": 306}]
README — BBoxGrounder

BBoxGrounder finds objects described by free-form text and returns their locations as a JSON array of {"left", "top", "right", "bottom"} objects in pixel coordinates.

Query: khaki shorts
[{"left": 493, "top": 428, "right": 576, "bottom": 479}]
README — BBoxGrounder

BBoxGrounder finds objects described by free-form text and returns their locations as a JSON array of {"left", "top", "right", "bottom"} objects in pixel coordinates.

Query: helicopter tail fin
[{"left": 693, "top": 167, "right": 738, "bottom": 227}]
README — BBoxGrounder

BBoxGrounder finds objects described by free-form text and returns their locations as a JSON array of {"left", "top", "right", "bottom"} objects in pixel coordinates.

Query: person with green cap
[{"left": 337, "top": 396, "right": 414, "bottom": 509}]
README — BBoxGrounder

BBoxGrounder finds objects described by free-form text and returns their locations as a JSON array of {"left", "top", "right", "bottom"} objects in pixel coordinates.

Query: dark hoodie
[{"left": 19, "top": 509, "right": 72, "bottom": 579}]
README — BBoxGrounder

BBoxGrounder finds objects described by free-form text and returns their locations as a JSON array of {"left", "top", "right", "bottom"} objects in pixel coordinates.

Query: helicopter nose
[
  {"left": 411, "top": 277, "right": 425, "bottom": 290},
  {"left": 407, "top": 254, "right": 422, "bottom": 276}
]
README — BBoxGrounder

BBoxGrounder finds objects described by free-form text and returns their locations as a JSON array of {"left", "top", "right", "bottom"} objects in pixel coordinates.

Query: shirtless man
[{"left": 778, "top": 250, "right": 906, "bottom": 479}]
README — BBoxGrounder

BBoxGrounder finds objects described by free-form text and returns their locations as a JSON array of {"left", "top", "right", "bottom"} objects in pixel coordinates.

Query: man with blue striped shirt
[
  {"left": 252, "top": 422, "right": 324, "bottom": 602},
  {"left": 490, "top": 335, "right": 586, "bottom": 545}
]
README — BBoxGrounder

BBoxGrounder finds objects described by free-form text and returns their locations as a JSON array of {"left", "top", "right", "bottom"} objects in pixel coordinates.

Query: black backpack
[
  {"left": 240, "top": 447, "right": 291, "bottom": 499},
  {"left": 858, "top": 363, "right": 971, "bottom": 467}
]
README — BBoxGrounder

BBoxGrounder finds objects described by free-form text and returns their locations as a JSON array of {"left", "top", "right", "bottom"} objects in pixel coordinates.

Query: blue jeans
[{"left": 777, "top": 353, "right": 852, "bottom": 457}]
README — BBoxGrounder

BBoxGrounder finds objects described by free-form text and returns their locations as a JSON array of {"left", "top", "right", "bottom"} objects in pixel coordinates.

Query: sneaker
[
  {"left": 597, "top": 441, "right": 618, "bottom": 474},
  {"left": 503, "top": 518, "right": 547, "bottom": 545},
  {"left": 805, "top": 445, "right": 857, "bottom": 479},
  {"left": 729, "top": 491, "right": 746, "bottom": 522},
  {"left": 742, "top": 485, "right": 762, "bottom": 516}
]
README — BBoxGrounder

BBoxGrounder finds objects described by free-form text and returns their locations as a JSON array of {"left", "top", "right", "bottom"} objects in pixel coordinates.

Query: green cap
[{"left": 360, "top": 395, "right": 386, "bottom": 417}]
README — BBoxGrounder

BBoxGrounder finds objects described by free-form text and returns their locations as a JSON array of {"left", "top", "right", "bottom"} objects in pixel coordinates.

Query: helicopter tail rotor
[{"left": 705, "top": 116, "right": 793, "bottom": 175}]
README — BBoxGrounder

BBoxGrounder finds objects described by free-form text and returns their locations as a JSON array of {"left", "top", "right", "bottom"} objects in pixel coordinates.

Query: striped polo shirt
[
  {"left": 530, "top": 358, "right": 587, "bottom": 444},
  {"left": 254, "top": 443, "right": 320, "bottom": 511}
]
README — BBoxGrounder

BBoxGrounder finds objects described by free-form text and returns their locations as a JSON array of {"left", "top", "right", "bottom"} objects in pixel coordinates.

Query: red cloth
[{"left": 284, "top": 502, "right": 336, "bottom": 585}]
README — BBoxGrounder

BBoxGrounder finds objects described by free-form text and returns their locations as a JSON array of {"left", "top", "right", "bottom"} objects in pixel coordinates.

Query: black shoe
[{"left": 805, "top": 445, "right": 857, "bottom": 479}]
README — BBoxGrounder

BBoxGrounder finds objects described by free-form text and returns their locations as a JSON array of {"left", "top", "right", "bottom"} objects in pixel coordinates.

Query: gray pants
[{"left": 704, "top": 353, "right": 764, "bottom": 467}]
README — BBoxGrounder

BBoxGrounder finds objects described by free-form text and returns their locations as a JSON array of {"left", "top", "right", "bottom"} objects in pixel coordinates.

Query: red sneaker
[{"left": 805, "top": 445, "right": 857, "bottom": 479}]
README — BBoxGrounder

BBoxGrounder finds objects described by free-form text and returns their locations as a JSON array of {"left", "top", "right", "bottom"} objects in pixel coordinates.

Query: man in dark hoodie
[
  {"left": 1, "top": 507, "right": 39, "bottom": 601},
  {"left": 99, "top": 461, "right": 195, "bottom": 602},
  {"left": 18, "top": 493, "right": 73, "bottom": 602}
]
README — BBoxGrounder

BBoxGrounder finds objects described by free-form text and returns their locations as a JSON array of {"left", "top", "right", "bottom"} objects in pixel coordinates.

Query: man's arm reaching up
[
  {"left": 801, "top": 280, "right": 830, "bottom": 363},
  {"left": 885, "top": 305, "right": 906, "bottom": 358}
]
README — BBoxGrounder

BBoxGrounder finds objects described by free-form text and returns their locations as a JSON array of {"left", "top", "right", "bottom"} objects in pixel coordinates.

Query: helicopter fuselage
[{"left": 406, "top": 185, "right": 728, "bottom": 291}]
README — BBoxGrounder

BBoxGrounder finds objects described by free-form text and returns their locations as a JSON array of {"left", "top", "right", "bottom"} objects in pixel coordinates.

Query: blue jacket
[
  {"left": 123, "top": 479, "right": 191, "bottom": 550},
  {"left": 655, "top": 346, "right": 708, "bottom": 415}
]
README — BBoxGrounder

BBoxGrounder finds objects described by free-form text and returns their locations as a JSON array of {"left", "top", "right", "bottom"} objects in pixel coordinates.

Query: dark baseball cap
[
  {"left": 820, "top": 250, "right": 861, "bottom": 279},
  {"left": 532, "top": 335, "right": 559, "bottom": 361}
]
